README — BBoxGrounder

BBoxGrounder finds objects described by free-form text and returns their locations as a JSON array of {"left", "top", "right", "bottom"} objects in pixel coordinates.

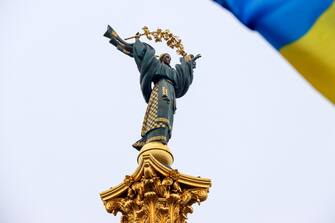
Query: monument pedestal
[{"left": 100, "top": 143, "right": 211, "bottom": 223}]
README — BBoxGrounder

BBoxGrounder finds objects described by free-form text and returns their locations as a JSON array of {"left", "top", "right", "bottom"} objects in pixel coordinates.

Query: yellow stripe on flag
[{"left": 280, "top": 3, "right": 335, "bottom": 104}]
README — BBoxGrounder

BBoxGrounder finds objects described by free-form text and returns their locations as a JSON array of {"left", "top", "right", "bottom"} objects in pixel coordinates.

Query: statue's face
[{"left": 162, "top": 54, "right": 171, "bottom": 65}]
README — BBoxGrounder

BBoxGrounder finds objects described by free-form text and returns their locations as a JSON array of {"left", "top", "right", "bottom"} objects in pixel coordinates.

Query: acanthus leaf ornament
[{"left": 100, "top": 154, "right": 211, "bottom": 223}]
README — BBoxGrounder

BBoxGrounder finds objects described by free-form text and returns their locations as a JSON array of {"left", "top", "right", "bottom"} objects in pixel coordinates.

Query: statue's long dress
[{"left": 132, "top": 40, "right": 194, "bottom": 150}]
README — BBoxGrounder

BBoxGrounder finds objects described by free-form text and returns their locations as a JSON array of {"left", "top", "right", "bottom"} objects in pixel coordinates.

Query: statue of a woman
[{"left": 104, "top": 26, "right": 201, "bottom": 151}]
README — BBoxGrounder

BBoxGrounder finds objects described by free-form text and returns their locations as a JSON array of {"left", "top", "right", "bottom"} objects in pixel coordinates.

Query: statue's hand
[
  {"left": 191, "top": 54, "right": 201, "bottom": 69},
  {"left": 182, "top": 54, "right": 201, "bottom": 68},
  {"left": 192, "top": 54, "right": 201, "bottom": 62}
]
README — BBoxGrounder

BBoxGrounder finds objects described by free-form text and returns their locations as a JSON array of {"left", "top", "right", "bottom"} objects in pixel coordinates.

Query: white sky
[{"left": 1, "top": 0, "right": 335, "bottom": 223}]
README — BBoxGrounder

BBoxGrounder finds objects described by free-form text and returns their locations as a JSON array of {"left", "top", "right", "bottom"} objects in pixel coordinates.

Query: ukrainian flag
[{"left": 213, "top": 0, "right": 335, "bottom": 104}]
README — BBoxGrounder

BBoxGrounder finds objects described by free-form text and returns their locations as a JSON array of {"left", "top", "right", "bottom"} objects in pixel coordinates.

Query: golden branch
[{"left": 125, "top": 26, "right": 188, "bottom": 57}]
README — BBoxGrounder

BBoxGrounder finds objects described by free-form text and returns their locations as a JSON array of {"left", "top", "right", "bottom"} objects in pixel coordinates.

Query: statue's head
[{"left": 159, "top": 53, "right": 171, "bottom": 65}]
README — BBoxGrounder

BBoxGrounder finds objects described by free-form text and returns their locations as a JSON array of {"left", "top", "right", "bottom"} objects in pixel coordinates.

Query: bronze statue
[{"left": 104, "top": 26, "right": 201, "bottom": 151}]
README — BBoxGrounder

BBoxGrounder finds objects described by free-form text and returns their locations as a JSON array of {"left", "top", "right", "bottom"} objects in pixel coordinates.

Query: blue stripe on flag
[{"left": 213, "top": 0, "right": 333, "bottom": 49}]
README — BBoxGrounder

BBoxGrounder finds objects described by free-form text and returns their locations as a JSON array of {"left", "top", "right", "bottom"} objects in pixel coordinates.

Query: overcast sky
[{"left": 1, "top": 0, "right": 335, "bottom": 223}]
